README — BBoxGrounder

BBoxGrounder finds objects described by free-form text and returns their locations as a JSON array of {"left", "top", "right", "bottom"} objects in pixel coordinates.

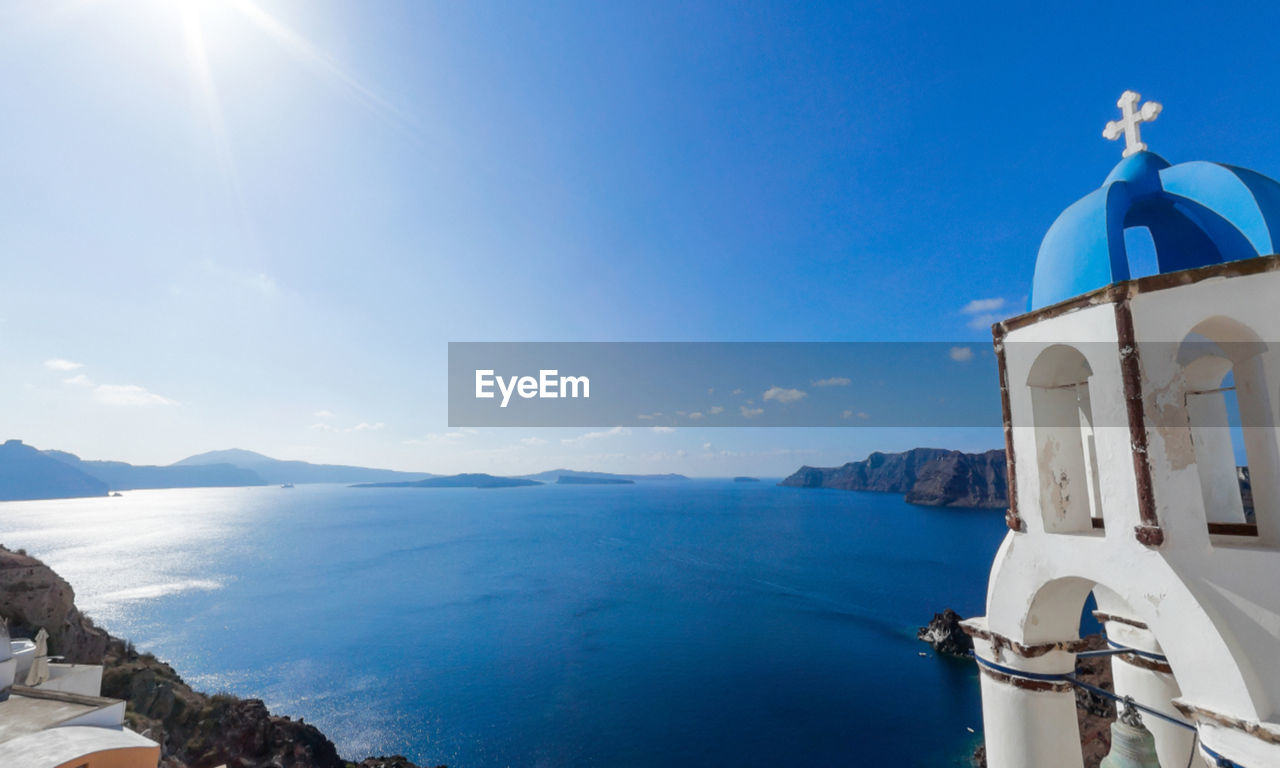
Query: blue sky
[{"left": 2, "top": 0, "right": 1279, "bottom": 475}]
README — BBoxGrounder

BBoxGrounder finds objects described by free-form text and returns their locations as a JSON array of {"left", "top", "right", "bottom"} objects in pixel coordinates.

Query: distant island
[
  {"left": 0, "top": 441, "right": 698, "bottom": 502},
  {"left": 780, "top": 448, "right": 1008, "bottom": 509},
  {"left": 733, "top": 476, "right": 760, "bottom": 482},
  {"left": 518, "top": 469, "right": 688, "bottom": 483},
  {"left": 173, "top": 448, "right": 430, "bottom": 485},
  {"left": 353, "top": 473, "right": 541, "bottom": 489},
  {"left": 0, "top": 440, "right": 435, "bottom": 502},
  {"left": 556, "top": 475, "right": 634, "bottom": 485}
]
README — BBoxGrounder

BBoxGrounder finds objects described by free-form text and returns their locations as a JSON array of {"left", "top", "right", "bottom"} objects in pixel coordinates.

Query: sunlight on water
[
  {"left": 0, "top": 483, "right": 1005, "bottom": 767},
  {"left": 0, "top": 487, "right": 268, "bottom": 622}
]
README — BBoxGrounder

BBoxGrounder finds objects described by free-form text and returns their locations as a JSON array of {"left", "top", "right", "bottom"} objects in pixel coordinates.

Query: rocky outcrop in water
[
  {"left": 917, "top": 609, "right": 973, "bottom": 656},
  {"left": 0, "top": 544, "right": 431, "bottom": 768},
  {"left": 781, "top": 448, "right": 1008, "bottom": 508}
]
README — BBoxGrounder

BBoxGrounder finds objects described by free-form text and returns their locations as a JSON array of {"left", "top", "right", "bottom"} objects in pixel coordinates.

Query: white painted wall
[{"left": 976, "top": 269, "right": 1280, "bottom": 767}]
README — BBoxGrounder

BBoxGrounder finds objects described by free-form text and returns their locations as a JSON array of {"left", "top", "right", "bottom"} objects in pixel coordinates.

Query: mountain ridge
[
  {"left": 0, "top": 440, "right": 109, "bottom": 501},
  {"left": 174, "top": 448, "right": 431, "bottom": 485}
]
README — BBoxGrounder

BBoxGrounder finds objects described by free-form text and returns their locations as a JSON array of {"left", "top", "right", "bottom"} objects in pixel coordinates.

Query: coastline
[{"left": 0, "top": 543, "right": 430, "bottom": 768}]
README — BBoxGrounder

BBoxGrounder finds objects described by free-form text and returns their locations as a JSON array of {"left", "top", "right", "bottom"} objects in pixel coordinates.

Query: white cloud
[
  {"left": 763, "top": 386, "right": 807, "bottom": 404},
  {"left": 520, "top": 436, "right": 548, "bottom": 446},
  {"left": 949, "top": 346, "right": 975, "bottom": 362},
  {"left": 702, "top": 442, "right": 713, "bottom": 451},
  {"left": 403, "top": 431, "right": 467, "bottom": 445},
  {"left": 562, "top": 426, "right": 630, "bottom": 445},
  {"left": 45, "top": 358, "right": 83, "bottom": 372},
  {"left": 842, "top": 409, "right": 871, "bottom": 420},
  {"left": 247, "top": 272, "right": 277, "bottom": 296},
  {"left": 812, "top": 377, "right": 851, "bottom": 387},
  {"left": 708, "top": 406, "right": 724, "bottom": 415},
  {"left": 94, "top": 384, "right": 177, "bottom": 407},
  {"left": 636, "top": 412, "right": 663, "bottom": 421},
  {"left": 651, "top": 426, "right": 676, "bottom": 433},
  {"left": 961, "top": 298, "right": 1007, "bottom": 330},
  {"left": 740, "top": 406, "right": 764, "bottom": 418},
  {"left": 63, "top": 374, "right": 93, "bottom": 386},
  {"left": 688, "top": 412, "right": 704, "bottom": 420},
  {"left": 961, "top": 297, "right": 1005, "bottom": 315},
  {"left": 731, "top": 388, "right": 744, "bottom": 395},
  {"left": 310, "top": 422, "right": 339, "bottom": 432},
  {"left": 350, "top": 421, "right": 385, "bottom": 432},
  {"left": 313, "top": 409, "right": 335, "bottom": 419}
]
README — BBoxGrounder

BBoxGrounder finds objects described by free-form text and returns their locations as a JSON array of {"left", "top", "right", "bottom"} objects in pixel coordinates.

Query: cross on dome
[{"left": 1103, "top": 90, "right": 1162, "bottom": 158}]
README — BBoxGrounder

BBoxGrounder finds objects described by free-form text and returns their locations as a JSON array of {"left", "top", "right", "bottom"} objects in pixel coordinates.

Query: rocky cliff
[
  {"left": 0, "top": 545, "right": 432, "bottom": 768},
  {"left": 780, "top": 448, "right": 1008, "bottom": 508}
]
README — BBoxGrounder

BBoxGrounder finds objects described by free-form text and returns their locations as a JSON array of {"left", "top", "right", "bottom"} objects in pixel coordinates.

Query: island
[
  {"left": 780, "top": 448, "right": 1008, "bottom": 508},
  {"left": 556, "top": 475, "right": 634, "bottom": 485},
  {"left": 352, "top": 473, "right": 541, "bottom": 489}
]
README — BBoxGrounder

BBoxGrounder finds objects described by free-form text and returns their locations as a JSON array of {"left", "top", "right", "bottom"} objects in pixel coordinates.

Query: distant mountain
[
  {"left": 556, "top": 475, "right": 634, "bottom": 485},
  {"left": 519, "top": 469, "right": 688, "bottom": 484},
  {"left": 0, "top": 440, "right": 109, "bottom": 502},
  {"left": 733, "top": 476, "right": 760, "bottom": 482},
  {"left": 44, "top": 450, "right": 265, "bottom": 490},
  {"left": 174, "top": 449, "right": 430, "bottom": 485},
  {"left": 780, "top": 448, "right": 1008, "bottom": 509},
  {"left": 353, "top": 473, "right": 541, "bottom": 489}
]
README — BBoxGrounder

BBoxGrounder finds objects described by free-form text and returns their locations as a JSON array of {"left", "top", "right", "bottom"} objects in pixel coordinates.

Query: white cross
[{"left": 1103, "top": 90, "right": 1162, "bottom": 158}]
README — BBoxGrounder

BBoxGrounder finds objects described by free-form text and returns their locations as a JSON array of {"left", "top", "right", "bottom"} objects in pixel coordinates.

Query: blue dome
[{"left": 1031, "top": 151, "right": 1280, "bottom": 309}]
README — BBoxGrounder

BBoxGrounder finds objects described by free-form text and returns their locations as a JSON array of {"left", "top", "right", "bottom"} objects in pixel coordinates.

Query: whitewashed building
[
  {"left": 966, "top": 93, "right": 1280, "bottom": 767},
  {"left": 0, "top": 625, "right": 159, "bottom": 768}
]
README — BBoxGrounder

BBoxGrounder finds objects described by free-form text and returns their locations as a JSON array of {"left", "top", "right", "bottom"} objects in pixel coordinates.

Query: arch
[
  {"left": 1027, "top": 346, "right": 1103, "bottom": 533},
  {"left": 1012, "top": 572, "right": 1268, "bottom": 719},
  {"left": 1177, "top": 317, "right": 1275, "bottom": 533}
]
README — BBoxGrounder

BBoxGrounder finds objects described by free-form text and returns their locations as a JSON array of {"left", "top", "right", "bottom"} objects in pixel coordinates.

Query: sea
[{"left": 0, "top": 480, "right": 1008, "bottom": 767}]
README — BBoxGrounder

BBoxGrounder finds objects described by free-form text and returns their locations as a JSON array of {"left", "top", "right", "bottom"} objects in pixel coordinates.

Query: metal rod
[{"left": 1063, "top": 675, "right": 1196, "bottom": 731}]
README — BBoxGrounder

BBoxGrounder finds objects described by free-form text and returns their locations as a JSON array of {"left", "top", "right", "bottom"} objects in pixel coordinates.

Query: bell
[{"left": 1100, "top": 697, "right": 1160, "bottom": 768}]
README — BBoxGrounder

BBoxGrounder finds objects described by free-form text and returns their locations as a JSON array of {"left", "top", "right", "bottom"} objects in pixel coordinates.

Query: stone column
[
  {"left": 973, "top": 633, "right": 1084, "bottom": 768},
  {"left": 1103, "top": 618, "right": 1198, "bottom": 767}
]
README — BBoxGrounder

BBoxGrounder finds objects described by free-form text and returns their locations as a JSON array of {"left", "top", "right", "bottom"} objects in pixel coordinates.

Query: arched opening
[
  {"left": 1122, "top": 226, "right": 1160, "bottom": 279},
  {"left": 1027, "top": 346, "right": 1103, "bottom": 534},
  {"left": 1022, "top": 579, "right": 1206, "bottom": 767},
  {"left": 1178, "top": 318, "right": 1274, "bottom": 538}
]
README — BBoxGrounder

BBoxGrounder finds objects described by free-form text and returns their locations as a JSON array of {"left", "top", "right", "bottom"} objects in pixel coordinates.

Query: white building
[
  {"left": 967, "top": 93, "right": 1280, "bottom": 767},
  {"left": 0, "top": 625, "right": 159, "bottom": 768}
]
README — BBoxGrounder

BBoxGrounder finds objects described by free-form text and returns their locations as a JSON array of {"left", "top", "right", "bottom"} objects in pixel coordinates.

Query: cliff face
[
  {"left": 780, "top": 448, "right": 1009, "bottom": 509},
  {"left": 0, "top": 545, "right": 428, "bottom": 768},
  {"left": 905, "top": 450, "right": 1007, "bottom": 508},
  {"left": 0, "top": 546, "right": 110, "bottom": 662}
]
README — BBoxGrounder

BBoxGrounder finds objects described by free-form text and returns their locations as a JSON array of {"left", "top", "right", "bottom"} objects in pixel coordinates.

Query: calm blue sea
[{"left": 0, "top": 481, "right": 1007, "bottom": 767}]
